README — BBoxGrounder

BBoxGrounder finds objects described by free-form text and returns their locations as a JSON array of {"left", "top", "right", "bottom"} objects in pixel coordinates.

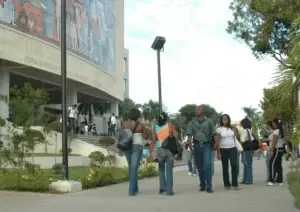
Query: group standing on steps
[{"left": 116, "top": 105, "right": 287, "bottom": 196}]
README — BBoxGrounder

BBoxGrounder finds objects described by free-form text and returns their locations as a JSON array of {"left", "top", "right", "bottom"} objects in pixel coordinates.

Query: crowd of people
[{"left": 116, "top": 105, "right": 292, "bottom": 196}]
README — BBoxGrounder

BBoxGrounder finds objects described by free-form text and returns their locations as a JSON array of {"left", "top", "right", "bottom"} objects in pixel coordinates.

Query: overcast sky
[{"left": 124, "top": 0, "right": 277, "bottom": 121}]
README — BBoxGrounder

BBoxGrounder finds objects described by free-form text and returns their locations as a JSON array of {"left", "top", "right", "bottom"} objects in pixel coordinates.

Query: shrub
[
  {"left": 59, "top": 148, "right": 72, "bottom": 154},
  {"left": 24, "top": 162, "right": 42, "bottom": 175},
  {"left": 99, "top": 136, "right": 115, "bottom": 147},
  {"left": 105, "top": 155, "right": 117, "bottom": 166},
  {"left": 52, "top": 163, "right": 63, "bottom": 174},
  {"left": 89, "top": 151, "right": 106, "bottom": 166},
  {"left": 139, "top": 163, "right": 158, "bottom": 179}
]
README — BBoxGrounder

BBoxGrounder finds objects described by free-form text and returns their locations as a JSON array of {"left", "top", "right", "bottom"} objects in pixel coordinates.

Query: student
[
  {"left": 183, "top": 135, "right": 197, "bottom": 176},
  {"left": 267, "top": 118, "right": 284, "bottom": 186},
  {"left": 149, "top": 112, "right": 178, "bottom": 196},
  {"left": 240, "top": 118, "right": 254, "bottom": 185},
  {"left": 216, "top": 114, "right": 239, "bottom": 190}
]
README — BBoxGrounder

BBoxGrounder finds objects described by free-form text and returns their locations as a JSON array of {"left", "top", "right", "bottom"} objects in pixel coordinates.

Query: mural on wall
[{"left": 0, "top": 0, "right": 116, "bottom": 73}]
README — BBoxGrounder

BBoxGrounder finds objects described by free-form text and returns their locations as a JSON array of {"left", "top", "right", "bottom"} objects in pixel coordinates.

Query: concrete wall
[{"left": 0, "top": 125, "right": 127, "bottom": 168}]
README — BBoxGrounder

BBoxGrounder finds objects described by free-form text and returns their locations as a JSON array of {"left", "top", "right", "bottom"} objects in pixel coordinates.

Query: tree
[
  {"left": 169, "top": 113, "right": 186, "bottom": 139},
  {"left": 179, "top": 104, "right": 220, "bottom": 126},
  {"left": 118, "top": 98, "right": 137, "bottom": 120},
  {"left": 242, "top": 106, "right": 263, "bottom": 137},
  {"left": 141, "top": 100, "right": 163, "bottom": 121},
  {"left": 226, "top": 0, "right": 300, "bottom": 63}
]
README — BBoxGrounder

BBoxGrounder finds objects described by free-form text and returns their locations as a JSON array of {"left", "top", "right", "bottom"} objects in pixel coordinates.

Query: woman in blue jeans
[
  {"left": 122, "top": 108, "right": 148, "bottom": 196},
  {"left": 149, "top": 112, "right": 179, "bottom": 196},
  {"left": 240, "top": 118, "right": 254, "bottom": 185}
]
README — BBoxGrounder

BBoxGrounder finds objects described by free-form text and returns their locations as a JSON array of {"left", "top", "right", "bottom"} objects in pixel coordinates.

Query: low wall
[{"left": 0, "top": 125, "right": 127, "bottom": 168}]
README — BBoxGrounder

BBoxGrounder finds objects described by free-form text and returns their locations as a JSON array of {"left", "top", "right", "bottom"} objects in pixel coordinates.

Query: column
[
  {"left": 0, "top": 69, "right": 9, "bottom": 120},
  {"left": 110, "top": 102, "right": 119, "bottom": 116},
  {"left": 66, "top": 87, "right": 77, "bottom": 107}
]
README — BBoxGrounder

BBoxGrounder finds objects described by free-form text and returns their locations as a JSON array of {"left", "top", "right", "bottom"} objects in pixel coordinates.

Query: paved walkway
[{"left": 0, "top": 160, "right": 298, "bottom": 212}]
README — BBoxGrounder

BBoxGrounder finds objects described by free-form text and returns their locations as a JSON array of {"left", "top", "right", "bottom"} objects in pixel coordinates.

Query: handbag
[
  {"left": 242, "top": 129, "right": 259, "bottom": 151},
  {"left": 234, "top": 136, "right": 243, "bottom": 152},
  {"left": 161, "top": 124, "right": 181, "bottom": 155}
]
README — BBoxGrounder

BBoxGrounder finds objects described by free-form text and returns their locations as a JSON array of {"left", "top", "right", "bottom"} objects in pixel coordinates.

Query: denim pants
[
  {"left": 211, "top": 150, "right": 215, "bottom": 176},
  {"left": 157, "top": 148, "right": 174, "bottom": 195},
  {"left": 124, "top": 144, "right": 143, "bottom": 196},
  {"left": 242, "top": 150, "right": 254, "bottom": 184},
  {"left": 194, "top": 142, "right": 213, "bottom": 189},
  {"left": 265, "top": 149, "right": 270, "bottom": 181},
  {"left": 237, "top": 151, "right": 241, "bottom": 177},
  {"left": 187, "top": 151, "right": 197, "bottom": 174}
]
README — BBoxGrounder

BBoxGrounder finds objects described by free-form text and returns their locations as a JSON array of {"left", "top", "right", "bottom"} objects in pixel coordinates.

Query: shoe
[
  {"left": 166, "top": 192, "right": 174, "bottom": 196},
  {"left": 206, "top": 188, "right": 214, "bottom": 193},
  {"left": 267, "top": 182, "right": 275, "bottom": 186},
  {"left": 188, "top": 172, "right": 192, "bottom": 176},
  {"left": 224, "top": 186, "right": 231, "bottom": 190},
  {"left": 233, "top": 187, "right": 239, "bottom": 190},
  {"left": 240, "top": 181, "right": 245, "bottom": 184},
  {"left": 193, "top": 174, "right": 197, "bottom": 177},
  {"left": 277, "top": 183, "right": 283, "bottom": 186},
  {"left": 199, "top": 187, "right": 206, "bottom": 192},
  {"left": 159, "top": 189, "right": 166, "bottom": 194}
]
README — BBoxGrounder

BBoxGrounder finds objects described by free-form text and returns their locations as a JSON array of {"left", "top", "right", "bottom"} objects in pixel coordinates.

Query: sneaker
[
  {"left": 193, "top": 174, "right": 197, "bottom": 177},
  {"left": 267, "top": 182, "right": 275, "bottom": 186},
  {"left": 224, "top": 186, "right": 231, "bottom": 190},
  {"left": 277, "top": 183, "right": 283, "bottom": 186},
  {"left": 188, "top": 172, "right": 192, "bottom": 176},
  {"left": 206, "top": 188, "right": 214, "bottom": 193},
  {"left": 233, "top": 187, "right": 239, "bottom": 190},
  {"left": 199, "top": 187, "right": 206, "bottom": 192},
  {"left": 159, "top": 189, "right": 166, "bottom": 194}
]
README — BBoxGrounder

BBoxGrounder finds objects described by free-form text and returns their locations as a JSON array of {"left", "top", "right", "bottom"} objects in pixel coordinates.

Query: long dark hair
[
  {"left": 273, "top": 118, "right": 284, "bottom": 138},
  {"left": 219, "top": 114, "right": 231, "bottom": 128},
  {"left": 157, "top": 112, "right": 168, "bottom": 126}
]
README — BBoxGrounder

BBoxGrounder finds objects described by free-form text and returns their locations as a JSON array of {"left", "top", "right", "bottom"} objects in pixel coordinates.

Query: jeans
[
  {"left": 220, "top": 147, "right": 238, "bottom": 187},
  {"left": 157, "top": 148, "right": 174, "bottom": 195},
  {"left": 237, "top": 151, "right": 241, "bottom": 177},
  {"left": 211, "top": 150, "right": 215, "bottom": 176},
  {"left": 187, "top": 151, "right": 197, "bottom": 174},
  {"left": 124, "top": 144, "right": 143, "bottom": 196},
  {"left": 242, "top": 150, "right": 254, "bottom": 184},
  {"left": 69, "top": 117, "right": 76, "bottom": 133},
  {"left": 268, "top": 148, "right": 284, "bottom": 183},
  {"left": 265, "top": 149, "right": 270, "bottom": 181},
  {"left": 194, "top": 142, "right": 213, "bottom": 189}
]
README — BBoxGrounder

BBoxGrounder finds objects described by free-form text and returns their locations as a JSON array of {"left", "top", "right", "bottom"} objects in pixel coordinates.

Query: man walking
[{"left": 186, "top": 105, "right": 217, "bottom": 193}]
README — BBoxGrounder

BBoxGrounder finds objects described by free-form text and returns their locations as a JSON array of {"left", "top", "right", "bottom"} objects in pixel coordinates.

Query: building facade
[
  {"left": 0, "top": 0, "right": 125, "bottom": 123},
  {"left": 124, "top": 48, "right": 129, "bottom": 98}
]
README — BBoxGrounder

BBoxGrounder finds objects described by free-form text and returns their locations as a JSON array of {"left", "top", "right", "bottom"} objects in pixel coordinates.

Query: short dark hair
[
  {"left": 241, "top": 117, "right": 252, "bottom": 129},
  {"left": 273, "top": 118, "right": 284, "bottom": 138},
  {"left": 128, "top": 108, "right": 141, "bottom": 121},
  {"left": 157, "top": 112, "right": 168, "bottom": 126}
]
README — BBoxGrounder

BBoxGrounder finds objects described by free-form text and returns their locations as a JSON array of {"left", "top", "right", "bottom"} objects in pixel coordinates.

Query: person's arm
[
  {"left": 209, "top": 119, "right": 218, "bottom": 149},
  {"left": 215, "top": 127, "right": 221, "bottom": 153},
  {"left": 271, "top": 130, "right": 279, "bottom": 153},
  {"left": 149, "top": 127, "right": 157, "bottom": 156},
  {"left": 141, "top": 124, "right": 149, "bottom": 140},
  {"left": 186, "top": 121, "right": 193, "bottom": 148}
]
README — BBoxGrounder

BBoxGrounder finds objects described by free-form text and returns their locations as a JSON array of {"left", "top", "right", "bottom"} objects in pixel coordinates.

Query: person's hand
[
  {"left": 217, "top": 152, "right": 221, "bottom": 160},
  {"left": 149, "top": 155, "right": 154, "bottom": 162}
]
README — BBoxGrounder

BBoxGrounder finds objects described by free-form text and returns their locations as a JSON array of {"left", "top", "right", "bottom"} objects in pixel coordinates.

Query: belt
[{"left": 193, "top": 139, "right": 208, "bottom": 144}]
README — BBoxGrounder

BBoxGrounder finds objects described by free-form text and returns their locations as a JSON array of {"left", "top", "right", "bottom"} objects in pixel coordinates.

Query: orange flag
[{"left": 157, "top": 125, "right": 170, "bottom": 143}]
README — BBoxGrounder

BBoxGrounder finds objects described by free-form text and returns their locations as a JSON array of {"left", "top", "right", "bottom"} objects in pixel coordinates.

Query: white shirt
[
  {"left": 111, "top": 116, "right": 116, "bottom": 125},
  {"left": 216, "top": 127, "right": 236, "bottom": 149},
  {"left": 68, "top": 107, "right": 77, "bottom": 118},
  {"left": 240, "top": 128, "right": 254, "bottom": 143},
  {"left": 270, "top": 129, "right": 284, "bottom": 148}
]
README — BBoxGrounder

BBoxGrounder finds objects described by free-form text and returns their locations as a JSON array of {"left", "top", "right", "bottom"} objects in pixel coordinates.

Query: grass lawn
[
  {"left": 287, "top": 171, "right": 300, "bottom": 208},
  {"left": 0, "top": 153, "right": 81, "bottom": 157}
]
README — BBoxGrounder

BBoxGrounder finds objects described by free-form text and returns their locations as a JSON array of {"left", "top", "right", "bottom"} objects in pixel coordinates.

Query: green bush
[
  {"left": 59, "top": 148, "right": 72, "bottom": 154},
  {"left": 139, "top": 163, "right": 158, "bottom": 179},
  {"left": 105, "top": 155, "right": 117, "bottom": 165},
  {"left": 288, "top": 171, "right": 300, "bottom": 208},
  {"left": 24, "top": 162, "right": 42, "bottom": 175},
  {"left": 52, "top": 163, "right": 63, "bottom": 174},
  {"left": 89, "top": 151, "right": 106, "bottom": 166},
  {"left": 99, "top": 136, "right": 115, "bottom": 147}
]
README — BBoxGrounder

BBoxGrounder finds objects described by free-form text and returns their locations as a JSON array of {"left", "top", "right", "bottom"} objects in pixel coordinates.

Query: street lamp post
[
  {"left": 151, "top": 36, "right": 166, "bottom": 113},
  {"left": 60, "top": 0, "right": 69, "bottom": 180}
]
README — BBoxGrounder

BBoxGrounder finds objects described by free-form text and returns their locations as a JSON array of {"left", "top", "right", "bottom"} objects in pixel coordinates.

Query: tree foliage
[
  {"left": 242, "top": 106, "right": 263, "bottom": 137},
  {"left": 118, "top": 98, "right": 137, "bottom": 120},
  {"left": 226, "top": 0, "right": 300, "bottom": 63}
]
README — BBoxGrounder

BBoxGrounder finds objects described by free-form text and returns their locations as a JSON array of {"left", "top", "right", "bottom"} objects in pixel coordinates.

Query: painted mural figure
[{"left": 0, "top": 0, "right": 116, "bottom": 73}]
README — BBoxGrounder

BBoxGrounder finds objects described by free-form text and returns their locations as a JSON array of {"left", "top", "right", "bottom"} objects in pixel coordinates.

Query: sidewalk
[{"left": 0, "top": 160, "right": 298, "bottom": 212}]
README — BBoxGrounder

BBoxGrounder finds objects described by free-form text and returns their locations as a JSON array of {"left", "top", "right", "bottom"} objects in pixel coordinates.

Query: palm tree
[
  {"left": 242, "top": 106, "right": 263, "bottom": 137},
  {"left": 272, "top": 17, "right": 300, "bottom": 112}
]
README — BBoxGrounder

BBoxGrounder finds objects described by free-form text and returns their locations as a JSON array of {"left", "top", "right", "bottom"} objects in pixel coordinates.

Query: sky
[{"left": 124, "top": 0, "right": 278, "bottom": 121}]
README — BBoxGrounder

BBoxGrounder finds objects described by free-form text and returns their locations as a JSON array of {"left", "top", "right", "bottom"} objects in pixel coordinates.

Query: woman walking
[
  {"left": 216, "top": 114, "right": 239, "bottom": 190},
  {"left": 122, "top": 108, "right": 148, "bottom": 196},
  {"left": 267, "top": 118, "right": 285, "bottom": 186},
  {"left": 149, "top": 112, "right": 179, "bottom": 196},
  {"left": 240, "top": 118, "right": 254, "bottom": 185}
]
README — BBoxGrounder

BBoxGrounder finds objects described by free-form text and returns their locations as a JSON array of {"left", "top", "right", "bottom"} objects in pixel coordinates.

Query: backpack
[{"left": 117, "top": 121, "right": 139, "bottom": 151}]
